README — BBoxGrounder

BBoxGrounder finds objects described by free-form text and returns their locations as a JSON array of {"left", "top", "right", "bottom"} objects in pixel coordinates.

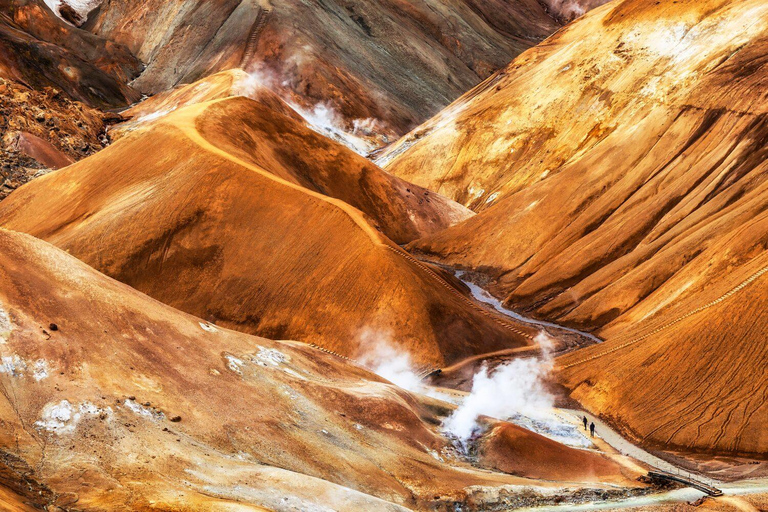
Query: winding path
[
  {"left": 559, "top": 264, "right": 768, "bottom": 370},
  {"left": 171, "top": 100, "right": 389, "bottom": 247}
]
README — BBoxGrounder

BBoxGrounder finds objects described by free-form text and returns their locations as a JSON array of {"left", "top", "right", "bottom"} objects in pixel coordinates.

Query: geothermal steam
[
  {"left": 237, "top": 67, "right": 382, "bottom": 155},
  {"left": 356, "top": 328, "right": 425, "bottom": 393},
  {"left": 540, "top": 0, "right": 611, "bottom": 20},
  {"left": 444, "top": 333, "right": 556, "bottom": 442}
]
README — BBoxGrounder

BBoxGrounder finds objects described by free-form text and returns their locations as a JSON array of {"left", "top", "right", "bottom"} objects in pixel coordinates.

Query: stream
[{"left": 453, "top": 270, "right": 604, "bottom": 344}]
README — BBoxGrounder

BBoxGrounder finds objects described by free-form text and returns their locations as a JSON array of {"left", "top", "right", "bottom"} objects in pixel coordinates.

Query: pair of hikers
[{"left": 583, "top": 416, "right": 595, "bottom": 437}]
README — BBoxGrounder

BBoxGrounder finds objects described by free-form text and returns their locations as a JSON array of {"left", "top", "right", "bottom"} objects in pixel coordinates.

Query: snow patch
[
  {"left": 290, "top": 102, "right": 378, "bottom": 156},
  {"left": 0, "top": 355, "right": 26, "bottom": 377},
  {"left": 238, "top": 66, "right": 382, "bottom": 155},
  {"left": 225, "top": 355, "right": 245, "bottom": 375},
  {"left": 32, "top": 359, "right": 51, "bottom": 381},
  {"left": 199, "top": 322, "right": 218, "bottom": 333},
  {"left": 255, "top": 346, "right": 289, "bottom": 366},
  {"left": 124, "top": 399, "right": 164, "bottom": 421},
  {"left": 0, "top": 356, "right": 53, "bottom": 380}
]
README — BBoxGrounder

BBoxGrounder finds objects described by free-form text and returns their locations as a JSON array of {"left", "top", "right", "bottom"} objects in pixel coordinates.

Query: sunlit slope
[
  {"left": 0, "top": 98, "right": 535, "bottom": 366},
  {"left": 114, "top": 73, "right": 473, "bottom": 243},
  {"left": 85, "top": 0, "right": 562, "bottom": 137},
  {"left": 558, "top": 251, "right": 768, "bottom": 455},
  {"left": 384, "top": 0, "right": 768, "bottom": 335}
]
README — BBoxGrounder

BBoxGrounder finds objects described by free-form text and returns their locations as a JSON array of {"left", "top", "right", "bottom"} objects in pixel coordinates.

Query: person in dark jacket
[
  {"left": 583, "top": 416, "right": 588, "bottom": 430},
  {"left": 590, "top": 422, "right": 596, "bottom": 437}
]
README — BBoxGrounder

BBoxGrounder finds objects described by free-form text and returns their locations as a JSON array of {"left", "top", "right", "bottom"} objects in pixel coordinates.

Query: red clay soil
[
  {"left": 478, "top": 422, "right": 635, "bottom": 484},
  {"left": 0, "top": 98, "right": 538, "bottom": 367},
  {"left": 0, "top": 228, "right": 630, "bottom": 510},
  {"left": 381, "top": 0, "right": 768, "bottom": 456},
  {"left": 84, "top": 0, "right": 563, "bottom": 137},
  {"left": 0, "top": 0, "right": 140, "bottom": 108}
]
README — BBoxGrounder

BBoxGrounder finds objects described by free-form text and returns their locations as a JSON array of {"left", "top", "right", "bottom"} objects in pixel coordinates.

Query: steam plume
[{"left": 443, "top": 332, "right": 556, "bottom": 442}]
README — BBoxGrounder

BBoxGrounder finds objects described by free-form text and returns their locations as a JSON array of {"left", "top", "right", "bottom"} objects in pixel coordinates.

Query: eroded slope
[
  {"left": 0, "top": 0, "right": 140, "bottom": 108},
  {"left": 381, "top": 0, "right": 768, "bottom": 456},
  {"left": 385, "top": 0, "right": 768, "bottom": 333}
]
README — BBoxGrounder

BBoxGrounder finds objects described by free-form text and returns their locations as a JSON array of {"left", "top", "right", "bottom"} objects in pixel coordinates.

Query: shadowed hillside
[
  {"left": 0, "top": 0, "right": 140, "bottom": 108},
  {"left": 84, "top": 0, "right": 563, "bottom": 138}
]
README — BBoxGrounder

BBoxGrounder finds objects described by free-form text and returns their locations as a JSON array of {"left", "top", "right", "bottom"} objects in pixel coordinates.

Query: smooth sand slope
[
  {"left": 0, "top": 97, "right": 538, "bottom": 366},
  {"left": 0, "top": 228, "right": 633, "bottom": 510},
  {"left": 381, "top": 0, "right": 768, "bottom": 455},
  {"left": 84, "top": 0, "right": 563, "bottom": 137}
]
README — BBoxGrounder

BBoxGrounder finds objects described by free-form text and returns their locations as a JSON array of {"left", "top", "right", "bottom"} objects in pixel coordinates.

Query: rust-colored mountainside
[
  {"left": 0, "top": 0, "right": 139, "bottom": 108},
  {"left": 558, "top": 251, "right": 768, "bottom": 455},
  {"left": 0, "top": 96, "right": 538, "bottom": 367},
  {"left": 0, "top": 228, "right": 632, "bottom": 510},
  {"left": 116, "top": 73, "right": 473, "bottom": 244},
  {"left": 382, "top": 0, "right": 768, "bottom": 454},
  {"left": 84, "top": 0, "right": 563, "bottom": 137}
]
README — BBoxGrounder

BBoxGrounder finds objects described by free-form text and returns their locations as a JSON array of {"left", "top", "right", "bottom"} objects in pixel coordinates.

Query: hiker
[
  {"left": 590, "top": 422, "right": 596, "bottom": 437},
  {"left": 583, "top": 416, "right": 588, "bottom": 430}
]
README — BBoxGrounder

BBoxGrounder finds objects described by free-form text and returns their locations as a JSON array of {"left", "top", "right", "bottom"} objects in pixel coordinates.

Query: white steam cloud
[
  {"left": 540, "top": 0, "right": 611, "bottom": 21},
  {"left": 443, "top": 332, "right": 556, "bottom": 443},
  {"left": 238, "top": 65, "right": 382, "bottom": 156},
  {"left": 356, "top": 328, "right": 426, "bottom": 393}
]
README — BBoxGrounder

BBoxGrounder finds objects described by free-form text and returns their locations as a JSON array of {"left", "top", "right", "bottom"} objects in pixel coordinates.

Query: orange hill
[
  {"left": 557, "top": 251, "right": 768, "bottom": 455},
  {"left": 380, "top": 0, "right": 768, "bottom": 455},
  {"left": 0, "top": 97, "right": 537, "bottom": 367},
  {"left": 384, "top": 0, "right": 768, "bottom": 335},
  {"left": 0, "top": 228, "right": 632, "bottom": 509}
]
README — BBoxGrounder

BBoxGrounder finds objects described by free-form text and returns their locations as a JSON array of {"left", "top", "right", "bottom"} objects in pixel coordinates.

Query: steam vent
[{"left": 0, "top": 0, "right": 765, "bottom": 509}]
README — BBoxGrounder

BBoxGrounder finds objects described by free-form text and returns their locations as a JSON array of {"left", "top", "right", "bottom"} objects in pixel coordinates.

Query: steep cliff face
[
  {"left": 84, "top": 0, "right": 562, "bottom": 139},
  {"left": 381, "top": 0, "right": 768, "bottom": 455}
]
